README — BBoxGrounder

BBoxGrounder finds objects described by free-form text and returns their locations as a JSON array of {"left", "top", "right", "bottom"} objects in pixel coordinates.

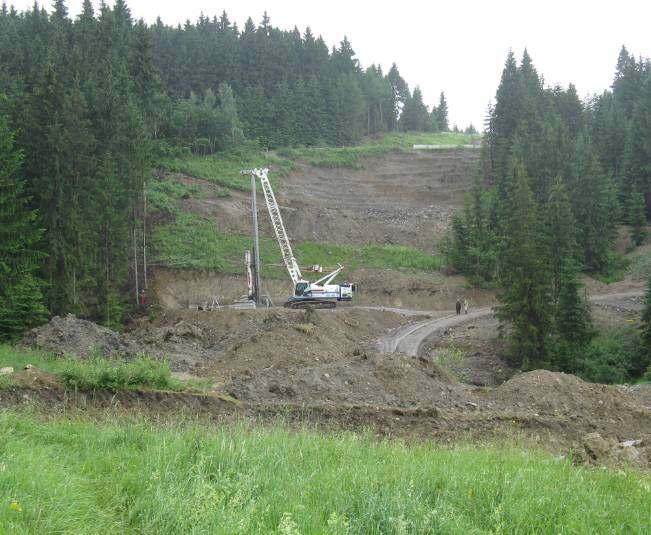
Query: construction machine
[{"left": 242, "top": 167, "right": 355, "bottom": 309}]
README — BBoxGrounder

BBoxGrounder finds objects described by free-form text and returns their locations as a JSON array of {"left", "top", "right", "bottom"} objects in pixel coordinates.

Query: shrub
[{"left": 577, "top": 327, "right": 645, "bottom": 384}]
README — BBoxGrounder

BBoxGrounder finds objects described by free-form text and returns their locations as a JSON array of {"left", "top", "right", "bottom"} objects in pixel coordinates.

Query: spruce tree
[
  {"left": 628, "top": 186, "right": 647, "bottom": 246},
  {"left": 400, "top": 86, "right": 428, "bottom": 131},
  {"left": 436, "top": 92, "right": 449, "bottom": 131},
  {"left": 0, "top": 116, "right": 47, "bottom": 339},
  {"left": 496, "top": 160, "right": 553, "bottom": 369},
  {"left": 638, "top": 276, "right": 651, "bottom": 377}
]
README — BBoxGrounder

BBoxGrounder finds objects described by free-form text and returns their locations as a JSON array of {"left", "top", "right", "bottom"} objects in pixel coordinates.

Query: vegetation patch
[
  {"left": 279, "top": 132, "right": 479, "bottom": 169},
  {"left": 0, "top": 345, "right": 202, "bottom": 393},
  {"left": 0, "top": 413, "right": 649, "bottom": 533},
  {"left": 152, "top": 214, "right": 442, "bottom": 276},
  {"left": 158, "top": 147, "right": 294, "bottom": 191},
  {"left": 146, "top": 179, "right": 211, "bottom": 214}
]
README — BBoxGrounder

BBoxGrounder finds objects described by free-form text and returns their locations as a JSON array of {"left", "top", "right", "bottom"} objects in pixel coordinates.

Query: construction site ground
[
  {"left": 10, "top": 288, "right": 651, "bottom": 469},
  {"left": 4, "top": 148, "right": 650, "bottom": 470}
]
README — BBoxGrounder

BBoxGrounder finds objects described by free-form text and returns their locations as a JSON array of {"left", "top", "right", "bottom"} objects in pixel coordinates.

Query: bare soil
[
  {"left": 171, "top": 149, "right": 479, "bottom": 253},
  {"left": 16, "top": 311, "right": 651, "bottom": 468},
  {"left": 152, "top": 267, "right": 497, "bottom": 312}
]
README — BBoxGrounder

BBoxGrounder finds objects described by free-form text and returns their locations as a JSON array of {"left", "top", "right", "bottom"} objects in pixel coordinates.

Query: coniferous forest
[
  {"left": 445, "top": 48, "right": 651, "bottom": 376},
  {"left": 0, "top": 0, "right": 650, "bottom": 383},
  {"left": 0, "top": 1, "right": 444, "bottom": 333}
]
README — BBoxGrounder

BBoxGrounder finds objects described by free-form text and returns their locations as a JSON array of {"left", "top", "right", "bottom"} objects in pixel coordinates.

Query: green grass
[
  {"left": 626, "top": 247, "right": 651, "bottom": 281},
  {"left": 278, "top": 132, "right": 480, "bottom": 169},
  {"left": 146, "top": 178, "right": 214, "bottom": 215},
  {"left": 0, "top": 345, "right": 207, "bottom": 393},
  {"left": 0, "top": 412, "right": 648, "bottom": 533},
  {"left": 158, "top": 148, "right": 294, "bottom": 191},
  {"left": 152, "top": 213, "right": 442, "bottom": 276}
]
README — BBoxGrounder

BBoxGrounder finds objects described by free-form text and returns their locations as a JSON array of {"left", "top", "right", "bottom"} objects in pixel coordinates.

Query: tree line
[
  {"left": 0, "top": 0, "right": 447, "bottom": 337},
  {"left": 445, "top": 47, "right": 651, "bottom": 379}
]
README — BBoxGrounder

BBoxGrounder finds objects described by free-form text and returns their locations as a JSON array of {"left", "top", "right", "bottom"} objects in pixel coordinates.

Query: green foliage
[
  {"left": 436, "top": 91, "right": 449, "bottom": 131},
  {"left": 1, "top": 413, "right": 650, "bottom": 533},
  {"left": 639, "top": 277, "right": 651, "bottom": 372},
  {"left": 627, "top": 187, "right": 647, "bottom": 246},
  {"left": 577, "top": 327, "right": 645, "bottom": 384},
  {"left": 0, "top": 344, "right": 210, "bottom": 392},
  {"left": 146, "top": 179, "right": 209, "bottom": 214},
  {"left": 296, "top": 243, "right": 443, "bottom": 272},
  {"left": 168, "top": 85, "right": 244, "bottom": 155},
  {"left": 496, "top": 161, "right": 553, "bottom": 368},
  {"left": 158, "top": 147, "right": 294, "bottom": 190},
  {"left": 0, "top": 116, "right": 47, "bottom": 340},
  {"left": 152, "top": 213, "right": 240, "bottom": 272},
  {"left": 400, "top": 86, "right": 429, "bottom": 132},
  {"left": 152, "top": 213, "right": 442, "bottom": 276},
  {"left": 59, "top": 357, "right": 176, "bottom": 391},
  {"left": 280, "top": 132, "right": 479, "bottom": 169}
]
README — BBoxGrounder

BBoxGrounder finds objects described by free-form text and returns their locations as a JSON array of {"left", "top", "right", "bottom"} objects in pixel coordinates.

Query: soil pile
[
  {"left": 23, "top": 314, "right": 137, "bottom": 358},
  {"left": 484, "top": 370, "right": 651, "bottom": 447}
]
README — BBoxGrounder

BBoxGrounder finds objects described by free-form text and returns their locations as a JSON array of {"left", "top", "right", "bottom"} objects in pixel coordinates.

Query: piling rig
[{"left": 241, "top": 168, "right": 355, "bottom": 309}]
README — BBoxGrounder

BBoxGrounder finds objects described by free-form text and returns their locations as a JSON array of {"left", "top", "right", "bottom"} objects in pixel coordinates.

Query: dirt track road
[{"left": 377, "top": 291, "right": 644, "bottom": 356}]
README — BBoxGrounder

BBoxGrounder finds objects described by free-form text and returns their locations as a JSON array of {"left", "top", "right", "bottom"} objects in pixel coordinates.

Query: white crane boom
[{"left": 243, "top": 168, "right": 303, "bottom": 285}]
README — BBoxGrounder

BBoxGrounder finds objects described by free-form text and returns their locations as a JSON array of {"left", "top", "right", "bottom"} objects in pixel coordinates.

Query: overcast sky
[{"left": 9, "top": 0, "right": 651, "bottom": 128}]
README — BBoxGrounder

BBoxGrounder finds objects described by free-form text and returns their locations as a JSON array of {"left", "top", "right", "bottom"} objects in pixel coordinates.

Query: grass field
[
  {"left": 0, "top": 345, "right": 209, "bottom": 392},
  {"left": 0, "top": 412, "right": 648, "bottom": 533},
  {"left": 151, "top": 213, "right": 442, "bottom": 276}
]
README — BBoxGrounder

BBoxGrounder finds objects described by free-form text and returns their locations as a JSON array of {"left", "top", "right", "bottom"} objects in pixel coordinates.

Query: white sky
[{"left": 9, "top": 0, "right": 651, "bottom": 128}]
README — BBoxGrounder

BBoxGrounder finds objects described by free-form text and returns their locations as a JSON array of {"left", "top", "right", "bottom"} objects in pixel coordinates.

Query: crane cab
[{"left": 294, "top": 281, "right": 310, "bottom": 296}]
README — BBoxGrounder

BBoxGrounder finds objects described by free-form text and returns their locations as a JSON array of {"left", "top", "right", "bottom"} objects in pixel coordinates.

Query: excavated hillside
[
  {"left": 281, "top": 148, "right": 480, "bottom": 250},
  {"left": 155, "top": 148, "right": 484, "bottom": 309},
  {"left": 175, "top": 148, "right": 479, "bottom": 251}
]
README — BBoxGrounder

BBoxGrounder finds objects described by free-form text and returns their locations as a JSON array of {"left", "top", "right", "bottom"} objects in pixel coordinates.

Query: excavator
[{"left": 243, "top": 168, "right": 355, "bottom": 309}]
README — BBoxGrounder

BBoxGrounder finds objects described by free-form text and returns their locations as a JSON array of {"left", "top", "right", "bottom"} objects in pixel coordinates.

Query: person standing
[
  {"left": 464, "top": 299, "right": 469, "bottom": 315},
  {"left": 455, "top": 299, "right": 461, "bottom": 315}
]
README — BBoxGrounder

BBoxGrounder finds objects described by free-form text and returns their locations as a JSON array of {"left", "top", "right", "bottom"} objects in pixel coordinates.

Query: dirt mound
[
  {"left": 23, "top": 314, "right": 137, "bottom": 358},
  {"left": 486, "top": 370, "right": 651, "bottom": 449},
  {"left": 578, "top": 433, "right": 648, "bottom": 468},
  {"left": 492, "top": 370, "right": 642, "bottom": 416}
]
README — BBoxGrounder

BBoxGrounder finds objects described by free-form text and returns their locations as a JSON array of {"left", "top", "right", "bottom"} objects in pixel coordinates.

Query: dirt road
[{"left": 377, "top": 291, "right": 645, "bottom": 356}]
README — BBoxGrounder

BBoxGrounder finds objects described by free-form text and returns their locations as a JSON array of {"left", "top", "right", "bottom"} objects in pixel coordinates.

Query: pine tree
[
  {"left": 0, "top": 116, "right": 47, "bottom": 339},
  {"left": 400, "top": 86, "right": 428, "bottom": 131},
  {"left": 628, "top": 186, "right": 647, "bottom": 246},
  {"left": 546, "top": 177, "right": 593, "bottom": 368},
  {"left": 638, "top": 276, "right": 651, "bottom": 376},
  {"left": 436, "top": 92, "right": 448, "bottom": 131},
  {"left": 496, "top": 160, "right": 553, "bottom": 369}
]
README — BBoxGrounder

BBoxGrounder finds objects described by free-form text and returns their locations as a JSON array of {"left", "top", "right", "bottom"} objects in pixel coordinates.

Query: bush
[{"left": 577, "top": 327, "right": 645, "bottom": 384}]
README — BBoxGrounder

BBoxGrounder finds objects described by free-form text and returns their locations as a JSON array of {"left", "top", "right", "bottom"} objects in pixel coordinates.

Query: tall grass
[
  {"left": 0, "top": 345, "right": 187, "bottom": 392},
  {"left": 0, "top": 412, "right": 648, "bottom": 533}
]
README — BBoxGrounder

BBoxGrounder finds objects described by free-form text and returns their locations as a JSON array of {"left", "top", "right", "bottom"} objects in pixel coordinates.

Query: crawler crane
[{"left": 242, "top": 168, "right": 355, "bottom": 309}]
